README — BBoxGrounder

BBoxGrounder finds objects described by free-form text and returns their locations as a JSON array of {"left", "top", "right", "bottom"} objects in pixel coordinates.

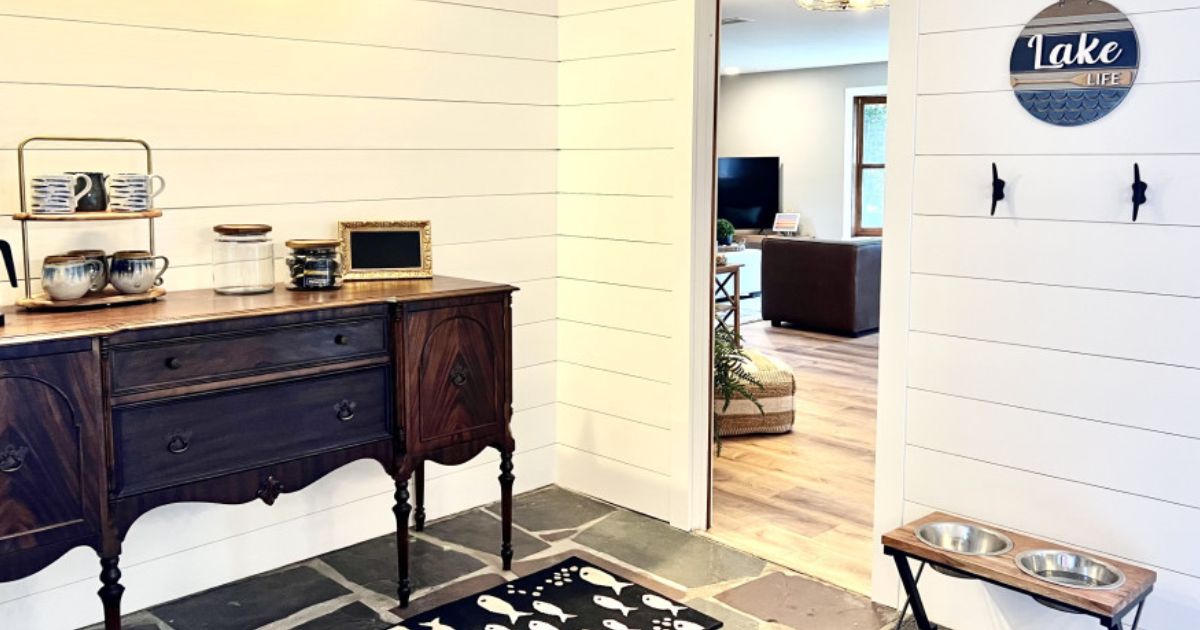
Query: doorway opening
[{"left": 707, "top": 0, "right": 889, "bottom": 597}]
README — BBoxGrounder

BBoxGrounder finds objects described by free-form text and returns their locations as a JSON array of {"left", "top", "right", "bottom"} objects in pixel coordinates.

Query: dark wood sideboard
[{"left": 0, "top": 277, "right": 516, "bottom": 629}]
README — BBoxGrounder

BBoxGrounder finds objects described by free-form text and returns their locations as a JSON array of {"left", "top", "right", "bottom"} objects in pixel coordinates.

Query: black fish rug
[{"left": 395, "top": 557, "right": 722, "bottom": 630}]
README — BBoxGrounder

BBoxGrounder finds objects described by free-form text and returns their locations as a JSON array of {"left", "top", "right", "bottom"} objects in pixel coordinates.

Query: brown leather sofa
[{"left": 761, "top": 237, "right": 882, "bottom": 336}]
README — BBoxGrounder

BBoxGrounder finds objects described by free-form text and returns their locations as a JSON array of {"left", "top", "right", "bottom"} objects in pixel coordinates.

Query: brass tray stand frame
[{"left": 15, "top": 136, "right": 161, "bottom": 307}]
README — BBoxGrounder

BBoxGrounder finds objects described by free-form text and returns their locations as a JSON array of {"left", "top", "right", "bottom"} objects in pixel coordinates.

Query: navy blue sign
[{"left": 1010, "top": 1, "right": 1140, "bottom": 127}]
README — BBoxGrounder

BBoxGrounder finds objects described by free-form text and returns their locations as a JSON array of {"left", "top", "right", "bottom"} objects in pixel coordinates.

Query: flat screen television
[{"left": 717, "top": 157, "right": 781, "bottom": 230}]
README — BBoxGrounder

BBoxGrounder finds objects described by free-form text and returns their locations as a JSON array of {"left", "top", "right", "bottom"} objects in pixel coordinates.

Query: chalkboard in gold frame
[{"left": 338, "top": 220, "right": 432, "bottom": 281}]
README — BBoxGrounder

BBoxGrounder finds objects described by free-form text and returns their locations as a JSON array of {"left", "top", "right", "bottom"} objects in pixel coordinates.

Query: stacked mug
[
  {"left": 30, "top": 174, "right": 91, "bottom": 214},
  {"left": 106, "top": 173, "right": 165, "bottom": 212},
  {"left": 41, "top": 250, "right": 169, "bottom": 301}
]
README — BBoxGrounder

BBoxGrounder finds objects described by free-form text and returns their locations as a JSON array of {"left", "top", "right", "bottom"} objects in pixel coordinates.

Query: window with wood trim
[{"left": 853, "top": 95, "right": 887, "bottom": 237}]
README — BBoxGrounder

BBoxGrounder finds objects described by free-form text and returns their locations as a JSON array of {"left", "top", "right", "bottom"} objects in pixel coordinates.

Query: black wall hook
[
  {"left": 991, "top": 162, "right": 1006, "bottom": 216},
  {"left": 1132, "top": 163, "right": 1148, "bottom": 222}
]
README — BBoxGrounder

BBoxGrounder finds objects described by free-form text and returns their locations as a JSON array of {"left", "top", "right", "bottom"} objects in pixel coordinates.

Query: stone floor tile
[
  {"left": 321, "top": 534, "right": 485, "bottom": 599},
  {"left": 291, "top": 601, "right": 394, "bottom": 630},
  {"left": 82, "top": 614, "right": 166, "bottom": 630},
  {"left": 390, "top": 573, "right": 508, "bottom": 619},
  {"left": 539, "top": 529, "right": 577, "bottom": 542},
  {"left": 715, "top": 572, "right": 890, "bottom": 630},
  {"left": 512, "top": 550, "right": 687, "bottom": 601},
  {"left": 150, "top": 566, "right": 350, "bottom": 630},
  {"left": 575, "top": 510, "right": 765, "bottom": 588},
  {"left": 423, "top": 508, "right": 548, "bottom": 560},
  {"left": 487, "top": 485, "right": 616, "bottom": 532},
  {"left": 685, "top": 598, "right": 762, "bottom": 630}
]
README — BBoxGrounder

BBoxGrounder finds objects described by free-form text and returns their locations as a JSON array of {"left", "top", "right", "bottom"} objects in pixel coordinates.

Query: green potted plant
[
  {"left": 716, "top": 218, "right": 736, "bottom": 246},
  {"left": 712, "top": 327, "right": 763, "bottom": 456}
]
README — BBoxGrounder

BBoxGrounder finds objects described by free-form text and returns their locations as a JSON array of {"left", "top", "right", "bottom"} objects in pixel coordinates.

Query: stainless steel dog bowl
[
  {"left": 1016, "top": 549, "right": 1126, "bottom": 590},
  {"left": 916, "top": 522, "right": 1015, "bottom": 556}
]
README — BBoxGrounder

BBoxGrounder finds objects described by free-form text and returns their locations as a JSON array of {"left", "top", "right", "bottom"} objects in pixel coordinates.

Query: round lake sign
[{"left": 1010, "top": 0, "right": 1140, "bottom": 127}]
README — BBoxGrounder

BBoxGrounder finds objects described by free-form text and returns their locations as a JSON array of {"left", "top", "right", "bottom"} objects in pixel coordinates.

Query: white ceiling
[{"left": 720, "top": 0, "right": 889, "bottom": 74}]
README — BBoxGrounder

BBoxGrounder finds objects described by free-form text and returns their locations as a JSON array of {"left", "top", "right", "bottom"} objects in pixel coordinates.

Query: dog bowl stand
[
  {"left": 12, "top": 136, "right": 165, "bottom": 310},
  {"left": 882, "top": 512, "right": 1155, "bottom": 630}
]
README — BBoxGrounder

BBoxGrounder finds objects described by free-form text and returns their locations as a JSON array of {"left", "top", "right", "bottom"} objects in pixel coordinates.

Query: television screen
[{"left": 717, "top": 157, "right": 781, "bottom": 230}]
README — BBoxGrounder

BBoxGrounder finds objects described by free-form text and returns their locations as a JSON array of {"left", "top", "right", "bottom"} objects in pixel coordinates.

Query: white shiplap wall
[
  {"left": 0, "top": 3, "right": 557, "bottom": 629},
  {"left": 878, "top": 2, "right": 1200, "bottom": 628},
  {"left": 555, "top": 0, "right": 708, "bottom": 527}
]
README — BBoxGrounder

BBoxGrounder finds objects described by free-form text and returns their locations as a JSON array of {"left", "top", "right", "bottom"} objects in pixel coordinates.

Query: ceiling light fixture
[{"left": 795, "top": 0, "right": 888, "bottom": 10}]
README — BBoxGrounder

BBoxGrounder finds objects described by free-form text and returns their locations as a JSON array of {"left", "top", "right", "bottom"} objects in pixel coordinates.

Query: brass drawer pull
[
  {"left": 450, "top": 362, "right": 469, "bottom": 387},
  {"left": 166, "top": 434, "right": 190, "bottom": 455},
  {"left": 335, "top": 399, "right": 357, "bottom": 422},
  {"left": 0, "top": 445, "right": 29, "bottom": 473},
  {"left": 164, "top": 357, "right": 183, "bottom": 370},
  {"left": 334, "top": 334, "right": 350, "bottom": 346}
]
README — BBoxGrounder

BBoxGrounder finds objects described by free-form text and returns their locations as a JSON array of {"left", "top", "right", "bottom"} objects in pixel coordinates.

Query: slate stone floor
[{"left": 86, "top": 486, "right": 921, "bottom": 630}]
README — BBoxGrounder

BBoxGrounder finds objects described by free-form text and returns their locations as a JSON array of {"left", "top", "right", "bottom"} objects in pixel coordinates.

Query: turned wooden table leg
[
  {"left": 393, "top": 475, "right": 413, "bottom": 608},
  {"left": 99, "top": 555, "right": 125, "bottom": 630},
  {"left": 498, "top": 449, "right": 514, "bottom": 570},
  {"left": 414, "top": 461, "right": 426, "bottom": 532}
]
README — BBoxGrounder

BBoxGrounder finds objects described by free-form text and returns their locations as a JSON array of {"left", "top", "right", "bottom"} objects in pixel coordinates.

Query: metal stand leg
[
  {"left": 894, "top": 562, "right": 926, "bottom": 630},
  {"left": 893, "top": 553, "right": 936, "bottom": 630},
  {"left": 1108, "top": 601, "right": 1145, "bottom": 630}
]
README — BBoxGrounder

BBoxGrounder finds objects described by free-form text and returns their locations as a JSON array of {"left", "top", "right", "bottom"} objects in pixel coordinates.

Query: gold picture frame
[{"left": 338, "top": 220, "right": 433, "bottom": 281}]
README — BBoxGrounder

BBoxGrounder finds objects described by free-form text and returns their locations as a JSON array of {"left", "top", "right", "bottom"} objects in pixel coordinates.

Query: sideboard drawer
[
  {"left": 110, "top": 316, "right": 387, "bottom": 394},
  {"left": 113, "top": 367, "right": 391, "bottom": 497}
]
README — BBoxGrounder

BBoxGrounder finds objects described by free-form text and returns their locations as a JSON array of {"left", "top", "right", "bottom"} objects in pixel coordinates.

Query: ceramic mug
[
  {"left": 66, "top": 249, "right": 108, "bottom": 293},
  {"left": 105, "top": 174, "right": 165, "bottom": 211},
  {"left": 109, "top": 250, "right": 169, "bottom": 294},
  {"left": 69, "top": 172, "right": 107, "bottom": 212},
  {"left": 42, "top": 255, "right": 103, "bottom": 301}
]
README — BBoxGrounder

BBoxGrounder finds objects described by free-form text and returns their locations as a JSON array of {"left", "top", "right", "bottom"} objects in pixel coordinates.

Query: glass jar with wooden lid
[
  {"left": 212, "top": 224, "right": 275, "bottom": 295},
  {"left": 285, "top": 239, "right": 342, "bottom": 291}
]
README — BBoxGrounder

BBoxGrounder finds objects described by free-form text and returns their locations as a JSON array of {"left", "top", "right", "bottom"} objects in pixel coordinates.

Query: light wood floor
[{"left": 706, "top": 322, "right": 879, "bottom": 596}]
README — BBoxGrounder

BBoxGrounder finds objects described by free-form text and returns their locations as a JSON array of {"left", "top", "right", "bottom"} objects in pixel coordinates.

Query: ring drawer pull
[
  {"left": 166, "top": 434, "right": 191, "bottom": 455},
  {"left": 0, "top": 445, "right": 29, "bottom": 473},
  {"left": 450, "top": 362, "right": 469, "bottom": 388},
  {"left": 335, "top": 400, "right": 357, "bottom": 422},
  {"left": 165, "top": 357, "right": 183, "bottom": 370},
  {"left": 334, "top": 334, "right": 350, "bottom": 346}
]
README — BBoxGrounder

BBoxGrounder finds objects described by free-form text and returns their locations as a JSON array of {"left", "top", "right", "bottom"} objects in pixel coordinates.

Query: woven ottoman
[{"left": 715, "top": 348, "right": 795, "bottom": 437}]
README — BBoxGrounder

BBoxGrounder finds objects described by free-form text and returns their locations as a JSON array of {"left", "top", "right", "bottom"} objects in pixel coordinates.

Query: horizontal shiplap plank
[
  {"left": 558, "top": 1, "right": 679, "bottom": 59},
  {"left": 919, "top": 10, "right": 1200, "bottom": 95},
  {"left": 557, "top": 320, "right": 672, "bottom": 383},
  {"left": 557, "top": 236, "right": 673, "bottom": 289},
  {"left": 513, "top": 320, "right": 555, "bottom": 369},
  {"left": 558, "top": 194, "right": 676, "bottom": 244},
  {"left": 559, "top": 103, "right": 678, "bottom": 149},
  {"left": 908, "top": 389, "right": 1200, "bottom": 508},
  {"left": 906, "top": 447, "right": 1200, "bottom": 579},
  {"left": 910, "top": 274, "right": 1200, "bottom": 369},
  {"left": 556, "top": 403, "right": 670, "bottom": 474},
  {"left": 0, "top": 84, "right": 555, "bottom": 151},
  {"left": 914, "top": 156, "right": 1194, "bottom": 226},
  {"left": 512, "top": 278, "right": 556, "bottom": 325},
  {"left": 911, "top": 215, "right": 1200, "bottom": 297},
  {"left": 514, "top": 362, "right": 555, "bottom": 412},
  {"left": 556, "top": 444, "right": 671, "bottom": 521},
  {"left": 558, "top": 278, "right": 672, "bottom": 337},
  {"left": 900, "top": 502, "right": 1199, "bottom": 630},
  {"left": 916, "top": 83, "right": 1200, "bottom": 155},
  {"left": 917, "top": 0, "right": 1194, "bottom": 34},
  {"left": 436, "top": 236, "right": 556, "bottom": 285},
  {"left": 0, "top": 16, "right": 555, "bottom": 105},
  {"left": 559, "top": 152, "right": 678, "bottom": 196},
  {"left": 560, "top": 53, "right": 677, "bottom": 104},
  {"left": 908, "top": 333, "right": 1200, "bottom": 441},
  {"left": 557, "top": 361, "right": 672, "bottom": 430},
  {"left": 0, "top": 1, "right": 556, "bottom": 60}
]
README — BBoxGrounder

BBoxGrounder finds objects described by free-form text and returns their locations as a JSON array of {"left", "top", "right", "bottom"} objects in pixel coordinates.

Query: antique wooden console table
[{"left": 0, "top": 277, "right": 516, "bottom": 629}]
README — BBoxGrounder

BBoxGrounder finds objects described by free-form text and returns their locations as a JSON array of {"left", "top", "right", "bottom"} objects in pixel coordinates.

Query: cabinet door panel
[{"left": 401, "top": 300, "right": 509, "bottom": 458}]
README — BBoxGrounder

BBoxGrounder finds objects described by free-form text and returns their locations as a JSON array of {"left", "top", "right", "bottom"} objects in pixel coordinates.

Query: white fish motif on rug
[
  {"left": 477, "top": 595, "right": 534, "bottom": 624},
  {"left": 533, "top": 600, "right": 577, "bottom": 623},
  {"left": 640, "top": 594, "right": 685, "bottom": 617},
  {"left": 418, "top": 618, "right": 455, "bottom": 630},
  {"left": 672, "top": 620, "right": 706, "bottom": 630},
  {"left": 602, "top": 620, "right": 641, "bottom": 630},
  {"left": 528, "top": 621, "right": 559, "bottom": 630},
  {"left": 580, "top": 567, "right": 632, "bottom": 595},
  {"left": 593, "top": 595, "right": 637, "bottom": 617}
]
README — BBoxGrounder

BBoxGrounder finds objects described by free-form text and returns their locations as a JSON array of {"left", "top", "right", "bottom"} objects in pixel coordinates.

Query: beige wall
[
  {"left": 718, "top": 62, "right": 888, "bottom": 239},
  {"left": 0, "top": 3, "right": 557, "bottom": 628}
]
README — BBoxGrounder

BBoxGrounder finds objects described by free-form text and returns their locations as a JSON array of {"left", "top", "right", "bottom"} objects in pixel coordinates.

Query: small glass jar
[
  {"left": 212, "top": 224, "right": 275, "bottom": 295},
  {"left": 285, "top": 239, "right": 343, "bottom": 291}
]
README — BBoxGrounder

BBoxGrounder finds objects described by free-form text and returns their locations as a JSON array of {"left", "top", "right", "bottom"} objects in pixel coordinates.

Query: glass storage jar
[
  {"left": 212, "top": 224, "right": 275, "bottom": 295},
  {"left": 285, "top": 239, "right": 343, "bottom": 291}
]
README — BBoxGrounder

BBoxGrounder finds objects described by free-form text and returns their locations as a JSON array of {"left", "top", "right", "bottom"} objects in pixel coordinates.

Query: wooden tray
[
  {"left": 17, "top": 287, "right": 166, "bottom": 310},
  {"left": 13, "top": 209, "right": 162, "bottom": 221}
]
